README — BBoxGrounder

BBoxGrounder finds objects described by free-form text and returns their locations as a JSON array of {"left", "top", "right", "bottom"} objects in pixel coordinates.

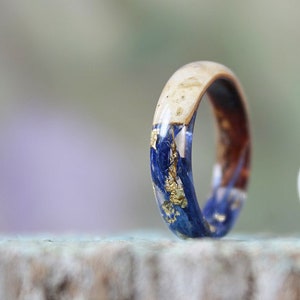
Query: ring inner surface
[{"left": 201, "top": 78, "right": 251, "bottom": 236}]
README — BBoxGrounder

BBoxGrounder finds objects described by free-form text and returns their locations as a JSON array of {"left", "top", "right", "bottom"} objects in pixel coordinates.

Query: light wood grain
[{"left": 153, "top": 61, "right": 246, "bottom": 125}]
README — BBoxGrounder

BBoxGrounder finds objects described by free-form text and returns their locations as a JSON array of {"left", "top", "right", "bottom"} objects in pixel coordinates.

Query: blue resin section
[{"left": 150, "top": 114, "right": 247, "bottom": 238}]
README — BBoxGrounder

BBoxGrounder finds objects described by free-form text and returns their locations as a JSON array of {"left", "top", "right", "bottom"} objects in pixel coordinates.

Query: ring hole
[{"left": 192, "top": 94, "right": 216, "bottom": 207}]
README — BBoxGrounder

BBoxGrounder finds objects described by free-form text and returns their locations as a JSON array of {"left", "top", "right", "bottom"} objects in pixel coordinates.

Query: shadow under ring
[{"left": 150, "top": 61, "right": 251, "bottom": 238}]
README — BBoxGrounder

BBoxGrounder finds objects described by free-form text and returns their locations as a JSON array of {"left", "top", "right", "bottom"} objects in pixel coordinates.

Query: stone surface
[{"left": 0, "top": 234, "right": 299, "bottom": 300}]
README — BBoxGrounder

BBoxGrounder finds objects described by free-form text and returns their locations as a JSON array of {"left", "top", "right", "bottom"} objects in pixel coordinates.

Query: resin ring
[{"left": 150, "top": 61, "right": 251, "bottom": 238}]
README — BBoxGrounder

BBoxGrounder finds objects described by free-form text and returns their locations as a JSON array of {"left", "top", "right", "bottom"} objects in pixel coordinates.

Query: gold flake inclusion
[
  {"left": 162, "top": 127, "right": 188, "bottom": 223},
  {"left": 150, "top": 128, "right": 159, "bottom": 150},
  {"left": 162, "top": 201, "right": 180, "bottom": 224},
  {"left": 214, "top": 213, "right": 226, "bottom": 222},
  {"left": 208, "top": 224, "right": 216, "bottom": 233}
]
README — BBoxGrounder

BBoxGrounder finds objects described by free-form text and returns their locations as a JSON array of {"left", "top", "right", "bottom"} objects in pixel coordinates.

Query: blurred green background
[{"left": 0, "top": 1, "right": 299, "bottom": 235}]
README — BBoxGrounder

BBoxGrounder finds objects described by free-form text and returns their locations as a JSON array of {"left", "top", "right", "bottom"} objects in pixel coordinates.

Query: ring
[{"left": 150, "top": 61, "right": 251, "bottom": 238}]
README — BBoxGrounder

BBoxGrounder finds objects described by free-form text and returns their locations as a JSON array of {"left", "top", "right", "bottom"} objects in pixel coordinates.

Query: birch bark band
[{"left": 150, "top": 61, "right": 251, "bottom": 238}]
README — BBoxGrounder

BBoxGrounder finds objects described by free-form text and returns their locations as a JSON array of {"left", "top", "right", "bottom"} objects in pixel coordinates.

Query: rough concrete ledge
[{"left": 0, "top": 235, "right": 300, "bottom": 300}]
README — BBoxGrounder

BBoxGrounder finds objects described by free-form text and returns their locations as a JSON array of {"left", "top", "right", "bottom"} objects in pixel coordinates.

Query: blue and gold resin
[{"left": 150, "top": 61, "right": 251, "bottom": 238}]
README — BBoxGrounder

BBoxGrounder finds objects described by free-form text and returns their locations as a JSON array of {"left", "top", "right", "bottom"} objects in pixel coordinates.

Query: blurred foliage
[{"left": 0, "top": 1, "right": 299, "bottom": 235}]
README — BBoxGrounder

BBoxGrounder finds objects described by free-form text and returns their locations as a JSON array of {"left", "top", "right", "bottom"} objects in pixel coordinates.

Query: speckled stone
[{"left": 0, "top": 234, "right": 299, "bottom": 300}]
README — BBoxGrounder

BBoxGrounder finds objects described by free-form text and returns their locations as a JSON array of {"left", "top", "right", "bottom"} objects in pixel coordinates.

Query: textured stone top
[{"left": 0, "top": 234, "right": 299, "bottom": 300}]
